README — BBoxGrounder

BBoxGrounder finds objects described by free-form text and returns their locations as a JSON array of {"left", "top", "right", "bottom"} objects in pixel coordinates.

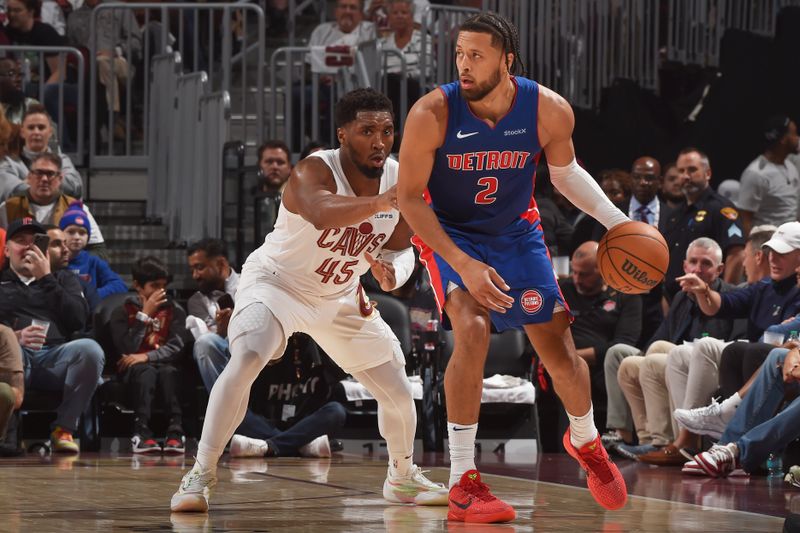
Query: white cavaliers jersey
[{"left": 250, "top": 148, "right": 400, "bottom": 297}]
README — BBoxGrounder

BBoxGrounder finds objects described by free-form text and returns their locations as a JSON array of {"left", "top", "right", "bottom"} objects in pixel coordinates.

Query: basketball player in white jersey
[{"left": 170, "top": 88, "right": 448, "bottom": 512}]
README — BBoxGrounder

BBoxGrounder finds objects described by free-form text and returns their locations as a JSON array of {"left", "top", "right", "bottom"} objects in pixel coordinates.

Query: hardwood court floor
[{"left": 0, "top": 451, "right": 789, "bottom": 532}]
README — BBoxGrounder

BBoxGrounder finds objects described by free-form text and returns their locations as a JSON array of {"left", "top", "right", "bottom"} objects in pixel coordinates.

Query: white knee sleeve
[
  {"left": 228, "top": 302, "right": 286, "bottom": 364},
  {"left": 353, "top": 359, "right": 416, "bottom": 455}
]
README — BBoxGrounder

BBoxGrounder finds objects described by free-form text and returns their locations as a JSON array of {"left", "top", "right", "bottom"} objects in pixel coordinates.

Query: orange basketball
[{"left": 597, "top": 220, "right": 669, "bottom": 294}]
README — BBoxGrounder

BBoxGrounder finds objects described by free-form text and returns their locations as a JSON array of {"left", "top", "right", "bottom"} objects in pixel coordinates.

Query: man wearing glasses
[{"left": 0, "top": 153, "right": 106, "bottom": 256}]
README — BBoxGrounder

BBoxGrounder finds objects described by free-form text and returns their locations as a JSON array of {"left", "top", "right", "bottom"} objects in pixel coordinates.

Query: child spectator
[
  {"left": 109, "top": 256, "right": 187, "bottom": 455},
  {"left": 59, "top": 201, "right": 126, "bottom": 299}
]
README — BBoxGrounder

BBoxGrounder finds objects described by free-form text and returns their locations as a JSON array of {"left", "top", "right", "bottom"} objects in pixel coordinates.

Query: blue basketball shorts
[{"left": 414, "top": 220, "right": 569, "bottom": 332}]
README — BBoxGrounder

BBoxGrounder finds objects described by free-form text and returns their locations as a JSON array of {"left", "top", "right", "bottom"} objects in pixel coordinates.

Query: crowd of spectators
[{"left": 0, "top": 3, "right": 798, "bottom": 498}]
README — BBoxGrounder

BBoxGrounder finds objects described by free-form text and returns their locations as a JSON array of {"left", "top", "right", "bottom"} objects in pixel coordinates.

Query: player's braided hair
[
  {"left": 459, "top": 12, "right": 527, "bottom": 77},
  {"left": 335, "top": 88, "right": 394, "bottom": 128}
]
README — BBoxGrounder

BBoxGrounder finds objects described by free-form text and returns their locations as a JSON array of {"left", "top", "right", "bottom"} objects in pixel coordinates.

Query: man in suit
[{"left": 591, "top": 156, "right": 671, "bottom": 348}]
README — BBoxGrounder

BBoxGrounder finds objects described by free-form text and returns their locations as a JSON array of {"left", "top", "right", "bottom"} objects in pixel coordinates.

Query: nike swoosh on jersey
[{"left": 456, "top": 130, "right": 479, "bottom": 139}]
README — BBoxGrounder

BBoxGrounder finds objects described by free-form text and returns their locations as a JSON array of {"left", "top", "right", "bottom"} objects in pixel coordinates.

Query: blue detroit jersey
[{"left": 428, "top": 76, "right": 542, "bottom": 235}]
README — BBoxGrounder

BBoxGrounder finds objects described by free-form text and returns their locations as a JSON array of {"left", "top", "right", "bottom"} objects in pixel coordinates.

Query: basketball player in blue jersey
[{"left": 398, "top": 13, "right": 631, "bottom": 522}]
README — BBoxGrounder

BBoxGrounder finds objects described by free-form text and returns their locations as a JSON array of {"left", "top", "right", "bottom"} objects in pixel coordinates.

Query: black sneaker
[
  {"left": 163, "top": 435, "right": 185, "bottom": 455},
  {"left": 132, "top": 434, "right": 162, "bottom": 454}
]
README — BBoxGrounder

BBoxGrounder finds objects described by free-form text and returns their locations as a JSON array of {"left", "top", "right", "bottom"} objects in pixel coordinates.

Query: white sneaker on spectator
[
  {"left": 600, "top": 430, "right": 624, "bottom": 446},
  {"left": 170, "top": 462, "right": 217, "bottom": 512},
  {"left": 229, "top": 435, "right": 269, "bottom": 458},
  {"left": 299, "top": 435, "right": 331, "bottom": 458},
  {"left": 674, "top": 398, "right": 730, "bottom": 439},
  {"left": 694, "top": 443, "right": 738, "bottom": 478},
  {"left": 383, "top": 464, "right": 449, "bottom": 505},
  {"left": 681, "top": 459, "right": 706, "bottom": 476}
]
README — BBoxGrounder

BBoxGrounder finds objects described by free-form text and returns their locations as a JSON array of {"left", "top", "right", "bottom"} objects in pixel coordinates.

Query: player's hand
[
  {"left": 675, "top": 273, "right": 706, "bottom": 294},
  {"left": 375, "top": 185, "right": 398, "bottom": 213},
  {"left": 215, "top": 308, "right": 233, "bottom": 338},
  {"left": 142, "top": 288, "right": 168, "bottom": 317},
  {"left": 16, "top": 325, "right": 46, "bottom": 349},
  {"left": 24, "top": 244, "right": 50, "bottom": 280},
  {"left": 365, "top": 252, "right": 396, "bottom": 291},
  {"left": 458, "top": 257, "right": 513, "bottom": 313},
  {"left": 117, "top": 353, "right": 148, "bottom": 372},
  {"left": 783, "top": 348, "right": 800, "bottom": 383}
]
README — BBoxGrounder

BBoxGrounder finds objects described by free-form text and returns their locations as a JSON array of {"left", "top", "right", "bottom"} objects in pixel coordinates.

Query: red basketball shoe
[
  {"left": 563, "top": 430, "right": 628, "bottom": 510},
  {"left": 447, "top": 470, "right": 516, "bottom": 523}
]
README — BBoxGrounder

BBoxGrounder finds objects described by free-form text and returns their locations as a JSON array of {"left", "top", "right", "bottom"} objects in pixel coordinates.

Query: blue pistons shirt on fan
[{"left": 413, "top": 76, "right": 569, "bottom": 331}]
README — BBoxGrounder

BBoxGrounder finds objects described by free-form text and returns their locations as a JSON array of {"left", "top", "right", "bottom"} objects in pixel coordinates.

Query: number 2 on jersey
[
  {"left": 315, "top": 258, "right": 358, "bottom": 284},
  {"left": 475, "top": 176, "right": 498, "bottom": 205}
]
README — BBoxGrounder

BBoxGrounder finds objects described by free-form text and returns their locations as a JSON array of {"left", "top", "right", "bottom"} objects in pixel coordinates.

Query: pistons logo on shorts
[{"left": 520, "top": 289, "right": 544, "bottom": 315}]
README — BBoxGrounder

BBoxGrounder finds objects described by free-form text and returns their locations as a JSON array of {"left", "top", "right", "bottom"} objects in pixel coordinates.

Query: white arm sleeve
[
  {"left": 379, "top": 247, "right": 415, "bottom": 290},
  {"left": 548, "top": 158, "right": 630, "bottom": 230}
]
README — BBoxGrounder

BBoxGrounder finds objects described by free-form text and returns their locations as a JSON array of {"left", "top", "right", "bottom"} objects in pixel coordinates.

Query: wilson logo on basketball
[
  {"left": 621, "top": 259, "right": 658, "bottom": 288},
  {"left": 520, "top": 289, "right": 543, "bottom": 315}
]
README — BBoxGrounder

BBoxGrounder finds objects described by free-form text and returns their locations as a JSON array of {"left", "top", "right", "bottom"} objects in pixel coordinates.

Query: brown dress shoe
[{"left": 637, "top": 444, "right": 687, "bottom": 466}]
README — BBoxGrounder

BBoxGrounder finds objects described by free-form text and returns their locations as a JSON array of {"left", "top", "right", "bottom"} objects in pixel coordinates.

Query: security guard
[{"left": 662, "top": 148, "right": 745, "bottom": 299}]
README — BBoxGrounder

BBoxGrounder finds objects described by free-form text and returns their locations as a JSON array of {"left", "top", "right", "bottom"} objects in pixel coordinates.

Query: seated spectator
[
  {"left": 737, "top": 115, "right": 800, "bottom": 236},
  {"left": 299, "top": 140, "right": 329, "bottom": 161},
  {"left": 551, "top": 241, "right": 641, "bottom": 428},
  {"left": 609, "top": 238, "right": 743, "bottom": 458},
  {"left": 186, "top": 239, "right": 345, "bottom": 457},
  {"left": 67, "top": 0, "right": 142, "bottom": 138},
  {"left": 0, "top": 324, "right": 23, "bottom": 454},
  {"left": 309, "top": 0, "right": 376, "bottom": 51},
  {"left": 301, "top": 0, "right": 377, "bottom": 145},
  {"left": 578, "top": 156, "right": 672, "bottom": 343},
  {"left": 109, "top": 256, "right": 187, "bottom": 455},
  {"left": 638, "top": 222, "right": 800, "bottom": 465},
  {"left": 599, "top": 168, "right": 632, "bottom": 205},
  {"left": 59, "top": 201, "right": 125, "bottom": 299},
  {"left": 4, "top": 0, "right": 77, "bottom": 149},
  {"left": 41, "top": 0, "right": 68, "bottom": 36},
  {"left": 0, "top": 106, "right": 20, "bottom": 201},
  {"left": 689, "top": 345, "right": 800, "bottom": 477},
  {"left": 659, "top": 161, "right": 683, "bottom": 210},
  {"left": 0, "top": 153, "right": 106, "bottom": 256},
  {"left": 5, "top": 0, "right": 67, "bottom": 85},
  {"left": 0, "top": 217, "right": 104, "bottom": 453},
  {"left": 567, "top": 167, "right": 632, "bottom": 256},
  {"left": 254, "top": 140, "right": 292, "bottom": 237},
  {"left": 254, "top": 140, "right": 291, "bottom": 196},
  {"left": 378, "top": 0, "right": 430, "bottom": 128},
  {"left": 662, "top": 148, "right": 745, "bottom": 299},
  {"left": 0, "top": 105, "right": 82, "bottom": 198},
  {"left": 0, "top": 56, "right": 41, "bottom": 125},
  {"left": 364, "top": 0, "right": 429, "bottom": 33},
  {"left": 45, "top": 223, "right": 100, "bottom": 311}
]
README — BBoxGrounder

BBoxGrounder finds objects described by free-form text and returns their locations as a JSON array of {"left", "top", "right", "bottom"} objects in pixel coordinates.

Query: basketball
[{"left": 597, "top": 221, "right": 669, "bottom": 294}]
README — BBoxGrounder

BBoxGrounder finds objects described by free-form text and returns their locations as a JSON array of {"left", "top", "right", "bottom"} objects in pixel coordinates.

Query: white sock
[
  {"left": 448, "top": 422, "right": 477, "bottom": 488},
  {"left": 720, "top": 393, "right": 741, "bottom": 422},
  {"left": 567, "top": 404, "right": 599, "bottom": 448},
  {"left": 196, "top": 442, "right": 220, "bottom": 473},
  {"left": 390, "top": 452, "right": 413, "bottom": 478}
]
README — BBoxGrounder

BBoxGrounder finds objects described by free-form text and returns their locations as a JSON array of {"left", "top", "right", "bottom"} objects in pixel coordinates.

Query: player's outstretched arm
[
  {"left": 538, "top": 86, "right": 629, "bottom": 230},
  {"left": 282, "top": 157, "right": 397, "bottom": 230},
  {"left": 398, "top": 93, "right": 513, "bottom": 313}
]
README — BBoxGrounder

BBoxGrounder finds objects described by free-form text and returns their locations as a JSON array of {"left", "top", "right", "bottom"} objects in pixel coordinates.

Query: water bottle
[
  {"left": 789, "top": 330, "right": 799, "bottom": 343},
  {"left": 767, "top": 452, "right": 783, "bottom": 477}
]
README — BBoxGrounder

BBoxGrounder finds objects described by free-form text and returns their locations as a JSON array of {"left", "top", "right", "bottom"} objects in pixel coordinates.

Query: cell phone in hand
[
  {"left": 33, "top": 233, "right": 50, "bottom": 254},
  {"left": 217, "top": 293, "right": 235, "bottom": 310}
]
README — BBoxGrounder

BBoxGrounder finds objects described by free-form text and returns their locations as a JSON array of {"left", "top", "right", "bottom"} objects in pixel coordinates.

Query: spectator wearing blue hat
[{"left": 60, "top": 201, "right": 126, "bottom": 299}]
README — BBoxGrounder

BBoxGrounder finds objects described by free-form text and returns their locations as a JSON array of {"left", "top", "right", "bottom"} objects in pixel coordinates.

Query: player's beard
[
  {"left": 356, "top": 161, "right": 385, "bottom": 180},
  {"left": 462, "top": 69, "right": 503, "bottom": 102}
]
